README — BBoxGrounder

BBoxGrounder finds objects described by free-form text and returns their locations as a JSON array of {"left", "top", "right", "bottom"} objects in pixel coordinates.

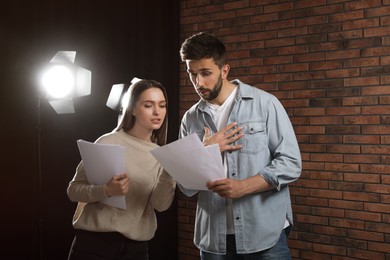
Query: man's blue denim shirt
[{"left": 178, "top": 80, "right": 302, "bottom": 254}]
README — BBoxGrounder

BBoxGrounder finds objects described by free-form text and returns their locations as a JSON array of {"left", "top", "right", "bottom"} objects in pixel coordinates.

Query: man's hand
[
  {"left": 202, "top": 122, "right": 244, "bottom": 152},
  {"left": 206, "top": 175, "right": 273, "bottom": 199},
  {"left": 104, "top": 173, "right": 129, "bottom": 197}
]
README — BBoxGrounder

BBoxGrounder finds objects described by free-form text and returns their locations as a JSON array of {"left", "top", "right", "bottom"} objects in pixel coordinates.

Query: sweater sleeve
[
  {"left": 149, "top": 170, "right": 176, "bottom": 212},
  {"left": 67, "top": 161, "right": 109, "bottom": 203}
]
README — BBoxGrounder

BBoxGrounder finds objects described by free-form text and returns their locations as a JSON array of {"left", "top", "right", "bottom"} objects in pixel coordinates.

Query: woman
[{"left": 67, "top": 79, "right": 176, "bottom": 260}]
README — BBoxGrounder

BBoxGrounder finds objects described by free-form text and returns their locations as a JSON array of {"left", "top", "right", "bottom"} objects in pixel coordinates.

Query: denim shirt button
[{"left": 235, "top": 217, "right": 240, "bottom": 220}]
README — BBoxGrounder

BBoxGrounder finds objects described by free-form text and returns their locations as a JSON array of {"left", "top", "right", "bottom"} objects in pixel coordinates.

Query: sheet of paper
[
  {"left": 77, "top": 140, "right": 126, "bottom": 209},
  {"left": 150, "top": 133, "right": 225, "bottom": 190}
]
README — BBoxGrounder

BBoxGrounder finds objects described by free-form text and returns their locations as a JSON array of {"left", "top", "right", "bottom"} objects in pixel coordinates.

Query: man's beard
[{"left": 201, "top": 73, "right": 223, "bottom": 101}]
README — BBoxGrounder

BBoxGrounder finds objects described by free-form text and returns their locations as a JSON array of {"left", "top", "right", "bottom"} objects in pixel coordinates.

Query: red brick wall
[{"left": 178, "top": 0, "right": 390, "bottom": 259}]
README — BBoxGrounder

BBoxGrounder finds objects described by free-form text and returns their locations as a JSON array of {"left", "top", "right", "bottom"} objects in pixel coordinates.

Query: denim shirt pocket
[
  {"left": 239, "top": 121, "right": 267, "bottom": 154},
  {"left": 192, "top": 128, "right": 205, "bottom": 141}
]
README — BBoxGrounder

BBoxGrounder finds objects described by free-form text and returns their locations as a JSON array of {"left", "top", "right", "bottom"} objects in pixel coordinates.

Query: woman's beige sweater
[{"left": 67, "top": 130, "right": 176, "bottom": 241}]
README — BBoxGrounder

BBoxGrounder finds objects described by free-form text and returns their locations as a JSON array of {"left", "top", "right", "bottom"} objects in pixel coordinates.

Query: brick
[
  {"left": 310, "top": 171, "right": 344, "bottom": 181},
  {"left": 278, "top": 26, "right": 308, "bottom": 37},
  {"left": 296, "top": 232, "right": 331, "bottom": 244},
  {"left": 328, "top": 29, "right": 363, "bottom": 41},
  {"left": 347, "top": 229, "right": 384, "bottom": 242},
  {"left": 345, "top": 210, "right": 382, "bottom": 222},
  {"left": 368, "top": 241, "right": 390, "bottom": 253},
  {"left": 344, "top": 58, "right": 380, "bottom": 68},
  {"left": 325, "top": 163, "right": 360, "bottom": 172},
  {"left": 383, "top": 175, "right": 390, "bottom": 184},
  {"left": 365, "top": 183, "right": 390, "bottom": 194},
  {"left": 326, "top": 125, "right": 361, "bottom": 134},
  {"left": 364, "top": 27, "right": 390, "bottom": 37},
  {"left": 344, "top": 154, "right": 381, "bottom": 163},
  {"left": 311, "top": 207, "right": 345, "bottom": 218},
  {"left": 327, "top": 144, "right": 361, "bottom": 153},
  {"left": 312, "top": 242, "right": 347, "bottom": 255},
  {"left": 295, "top": 196, "right": 329, "bottom": 206},
  {"left": 326, "top": 87, "right": 360, "bottom": 97},
  {"left": 293, "top": 71, "right": 325, "bottom": 81},
  {"left": 299, "top": 251, "right": 332, "bottom": 259},
  {"left": 310, "top": 60, "right": 342, "bottom": 70},
  {"left": 278, "top": 45, "right": 309, "bottom": 55},
  {"left": 311, "top": 153, "right": 343, "bottom": 162},
  {"left": 278, "top": 63, "right": 309, "bottom": 73},
  {"left": 347, "top": 248, "right": 386, "bottom": 260},
  {"left": 312, "top": 225, "right": 346, "bottom": 237},
  {"left": 278, "top": 8, "right": 309, "bottom": 20},
  {"left": 343, "top": 191, "right": 380, "bottom": 202},
  {"left": 362, "top": 65, "right": 390, "bottom": 76},
  {"left": 329, "top": 199, "right": 364, "bottom": 210},
  {"left": 329, "top": 217, "right": 365, "bottom": 229},
  {"left": 294, "top": 125, "right": 325, "bottom": 134},
  {"left": 310, "top": 189, "right": 343, "bottom": 199},
  {"left": 342, "top": 96, "right": 378, "bottom": 105},
  {"left": 310, "top": 135, "right": 343, "bottom": 143},
  {"left": 296, "top": 33, "right": 327, "bottom": 44},
  {"left": 380, "top": 96, "right": 390, "bottom": 104},
  {"left": 329, "top": 181, "right": 364, "bottom": 191},
  {"left": 309, "top": 24, "right": 341, "bottom": 34},
  {"left": 362, "top": 125, "right": 390, "bottom": 134},
  {"left": 326, "top": 107, "right": 361, "bottom": 116},
  {"left": 294, "top": 52, "right": 324, "bottom": 62},
  {"left": 309, "top": 116, "right": 342, "bottom": 125},
  {"left": 343, "top": 18, "right": 380, "bottom": 30},
  {"left": 345, "top": 135, "right": 381, "bottom": 145},
  {"left": 236, "top": 6, "right": 263, "bottom": 17},
  {"left": 331, "top": 236, "right": 367, "bottom": 250},
  {"left": 288, "top": 238, "right": 312, "bottom": 250},
  {"left": 310, "top": 79, "right": 343, "bottom": 89},
  {"left": 344, "top": 173, "right": 380, "bottom": 183},
  {"left": 364, "top": 203, "right": 390, "bottom": 214},
  {"left": 325, "top": 68, "right": 360, "bottom": 78},
  {"left": 222, "top": 1, "right": 249, "bottom": 10},
  {"left": 310, "top": 1, "right": 344, "bottom": 16},
  {"left": 309, "top": 98, "right": 342, "bottom": 107},
  {"left": 279, "top": 81, "right": 309, "bottom": 90},
  {"left": 362, "top": 86, "right": 390, "bottom": 95},
  {"left": 296, "top": 214, "right": 329, "bottom": 225},
  {"left": 249, "top": 13, "right": 278, "bottom": 23},
  {"left": 345, "top": 0, "right": 382, "bottom": 10},
  {"left": 343, "top": 116, "right": 381, "bottom": 125},
  {"left": 265, "top": 19, "right": 295, "bottom": 31}
]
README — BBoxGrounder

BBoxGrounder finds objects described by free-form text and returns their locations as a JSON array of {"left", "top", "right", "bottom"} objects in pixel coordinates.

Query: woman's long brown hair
[{"left": 115, "top": 79, "right": 168, "bottom": 146}]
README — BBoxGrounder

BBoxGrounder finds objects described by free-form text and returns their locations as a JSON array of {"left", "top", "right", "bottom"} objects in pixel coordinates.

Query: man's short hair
[{"left": 180, "top": 32, "right": 226, "bottom": 68}]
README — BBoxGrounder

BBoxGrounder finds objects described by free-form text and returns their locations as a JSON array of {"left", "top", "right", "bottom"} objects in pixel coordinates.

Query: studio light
[
  {"left": 106, "top": 77, "right": 141, "bottom": 112},
  {"left": 40, "top": 51, "right": 91, "bottom": 114}
]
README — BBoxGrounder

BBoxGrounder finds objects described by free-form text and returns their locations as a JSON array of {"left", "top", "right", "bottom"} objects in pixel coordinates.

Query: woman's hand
[{"left": 103, "top": 173, "right": 129, "bottom": 197}]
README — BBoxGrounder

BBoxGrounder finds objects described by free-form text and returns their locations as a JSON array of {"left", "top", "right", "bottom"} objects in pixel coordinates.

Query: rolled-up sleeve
[{"left": 258, "top": 96, "right": 302, "bottom": 190}]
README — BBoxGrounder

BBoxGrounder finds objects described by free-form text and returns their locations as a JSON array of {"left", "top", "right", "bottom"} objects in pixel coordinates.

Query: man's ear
[{"left": 221, "top": 64, "right": 230, "bottom": 79}]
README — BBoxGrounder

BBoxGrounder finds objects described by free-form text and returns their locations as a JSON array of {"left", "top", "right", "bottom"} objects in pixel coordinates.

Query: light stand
[{"left": 36, "top": 51, "right": 91, "bottom": 259}]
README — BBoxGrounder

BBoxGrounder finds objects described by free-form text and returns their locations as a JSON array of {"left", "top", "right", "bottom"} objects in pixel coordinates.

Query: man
[{"left": 178, "top": 32, "right": 302, "bottom": 259}]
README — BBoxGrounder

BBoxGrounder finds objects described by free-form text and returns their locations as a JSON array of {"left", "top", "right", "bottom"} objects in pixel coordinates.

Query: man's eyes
[{"left": 189, "top": 72, "right": 211, "bottom": 77}]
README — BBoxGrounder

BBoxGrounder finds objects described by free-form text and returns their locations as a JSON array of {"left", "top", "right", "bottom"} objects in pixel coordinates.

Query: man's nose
[{"left": 195, "top": 75, "right": 204, "bottom": 87}]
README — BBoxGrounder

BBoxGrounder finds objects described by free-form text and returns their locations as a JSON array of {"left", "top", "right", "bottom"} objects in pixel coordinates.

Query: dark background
[{"left": 0, "top": 0, "right": 180, "bottom": 259}]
